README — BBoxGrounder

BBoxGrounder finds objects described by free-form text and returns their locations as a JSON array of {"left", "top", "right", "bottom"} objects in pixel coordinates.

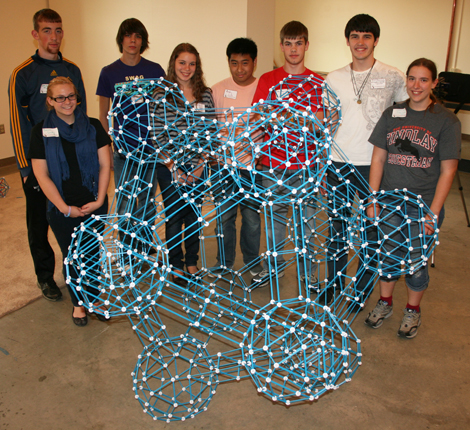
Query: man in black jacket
[{"left": 9, "top": 8, "right": 87, "bottom": 301}]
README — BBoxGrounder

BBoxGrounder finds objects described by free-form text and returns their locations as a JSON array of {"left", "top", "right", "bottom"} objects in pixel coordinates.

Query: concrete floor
[{"left": 1, "top": 172, "right": 470, "bottom": 430}]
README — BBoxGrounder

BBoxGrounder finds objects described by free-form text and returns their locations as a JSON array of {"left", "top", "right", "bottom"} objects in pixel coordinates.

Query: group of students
[{"left": 9, "top": 10, "right": 461, "bottom": 339}]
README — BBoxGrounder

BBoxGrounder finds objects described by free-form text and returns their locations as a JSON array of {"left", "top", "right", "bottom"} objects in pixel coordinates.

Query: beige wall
[
  {"left": 2, "top": 0, "right": 275, "bottom": 162},
  {"left": 51, "top": 0, "right": 252, "bottom": 120},
  {"left": 0, "top": 0, "right": 46, "bottom": 161},
  {"left": 449, "top": 0, "right": 470, "bottom": 73},
  {"left": 247, "top": 0, "right": 275, "bottom": 75},
  {"left": 274, "top": 0, "right": 470, "bottom": 133},
  {"left": 448, "top": 0, "right": 470, "bottom": 133},
  {"left": 274, "top": 0, "right": 453, "bottom": 73},
  {"left": 2, "top": 0, "right": 468, "bottom": 163}
]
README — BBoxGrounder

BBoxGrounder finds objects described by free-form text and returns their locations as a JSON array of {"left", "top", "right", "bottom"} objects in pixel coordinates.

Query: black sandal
[
  {"left": 186, "top": 266, "right": 199, "bottom": 275},
  {"left": 172, "top": 270, "right": 187, "bottom": 287},
  {"left": 72, "top": 308, "right": 88, "bottom": 327}
]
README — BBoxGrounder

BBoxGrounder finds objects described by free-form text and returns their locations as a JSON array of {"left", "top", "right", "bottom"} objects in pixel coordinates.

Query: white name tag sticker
[
  {"left": 224, "top": 89, "right": 237, "bottom": 100},
  {"left": 40, "top": 84, "right": 49, "bottom": 94},
  {"left": 195, "top": 103, "right": 205, "bottom": 112},
  {"left": 42, "top": 127, "right": 59, "bottom": 137},
  {"left": 371, "top": 78, "right": 386, "bottom": 89},
  {"left": 131, "top": 95, "right": 144, "bottom": 103},
  {"left": 392, "top": 108, "right": 407, "bottom": 118},
  {"left": 275, "top": 89, "right": 290, "bottom": 99}
]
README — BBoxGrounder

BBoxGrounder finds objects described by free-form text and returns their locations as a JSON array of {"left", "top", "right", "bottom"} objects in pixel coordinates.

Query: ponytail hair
[{"left": 406, "top": 58, "right": 439, "bottom": 112}]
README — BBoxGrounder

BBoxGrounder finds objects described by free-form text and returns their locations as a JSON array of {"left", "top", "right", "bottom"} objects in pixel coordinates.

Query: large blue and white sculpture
[{"left": 64, "top": 77, "right": 439, "bottom": 422}]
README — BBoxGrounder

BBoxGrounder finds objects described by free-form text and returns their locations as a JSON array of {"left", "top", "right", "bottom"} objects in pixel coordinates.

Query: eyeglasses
[{"left": 50, "top": 94, "right": 78, "bottom": 103}]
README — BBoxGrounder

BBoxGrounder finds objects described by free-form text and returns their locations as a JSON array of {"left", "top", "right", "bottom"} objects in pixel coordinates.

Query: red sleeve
[{"left": 252, "top": 73, "right": 271, "bottom": 105}]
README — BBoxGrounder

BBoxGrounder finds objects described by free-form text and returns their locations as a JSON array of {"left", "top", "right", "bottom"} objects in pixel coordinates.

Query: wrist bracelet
[{"left": 64, "top": 206, "right": 71, "bottom": 217}]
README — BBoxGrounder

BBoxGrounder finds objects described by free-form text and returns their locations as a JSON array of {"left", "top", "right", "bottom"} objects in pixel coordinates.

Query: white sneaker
[
  {"left": 207, "top": 265, "right": 232, "bottom": 279},
  {"left": 249, "top": 263, "right": 264, "bottom": 276},
  {"left": 251, "top": 268, "right": 284, "bottom": 288},
  {"left": 299, "top": 273, "right": 318, "bottom": 287}
]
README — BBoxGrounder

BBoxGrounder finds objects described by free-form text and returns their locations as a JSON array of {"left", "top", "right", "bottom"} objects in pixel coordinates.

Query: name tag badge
[
  {"left": 195, "top": 103, "right": 205, "bottom": 112},
  {"left": 224, "top": 89, "right": 237, "bottom": 100},
  {"left": 43, "top": 127, "right": 59, "bottom": 137},
  {"left": 275, "top": 89, "right": 289, "bottom": 99},
  {"left": 371, "top": 78, "right": 386, "bottom": 89},
  {"left": 392, "top": 108, "right": 407, "bottom": 118},
  {"left": 131, "top": 95, "right": 144, "bottom": 103},
  {"left": 40, "top": 84, "right": 49, "bottom": 94}
]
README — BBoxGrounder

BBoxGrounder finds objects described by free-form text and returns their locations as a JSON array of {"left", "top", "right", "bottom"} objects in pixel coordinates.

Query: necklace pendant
[{"left": 357, "top": 99, "right": 362, "bottom": 105}]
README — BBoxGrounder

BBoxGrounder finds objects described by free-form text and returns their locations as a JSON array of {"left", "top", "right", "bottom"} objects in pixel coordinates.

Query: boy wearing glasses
[{"left": 8, "top": 8, "right": 87, "bottom": 302}]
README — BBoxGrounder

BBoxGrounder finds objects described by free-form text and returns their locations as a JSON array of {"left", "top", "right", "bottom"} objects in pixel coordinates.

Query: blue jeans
[
  {"left": 212, "top": 166, "right": 262, "bottom": 267},
  {"left": 261, "top": 167, "right": 318, "bottom": 277},
  {"left": 379, "top": 201, "right": 444, "bottom": 292},
  {"left": 157, "top": 164, "right": 203, "bottom": 271},
  {"left": 327, "top": 161, "right": 377, "bottom": 292},
  {"left": 113, "top": 152, "right": 159, "bottom": 222}
]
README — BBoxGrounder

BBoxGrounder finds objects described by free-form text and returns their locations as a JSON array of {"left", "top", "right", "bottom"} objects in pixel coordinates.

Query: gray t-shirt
[{"left": 369, "top": 102, "right": 461, "bottom": 205}]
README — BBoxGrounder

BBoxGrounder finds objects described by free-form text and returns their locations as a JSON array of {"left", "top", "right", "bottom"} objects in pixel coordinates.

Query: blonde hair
[{"left": 46, "top": 76, "right": 79, "bottom": 110}]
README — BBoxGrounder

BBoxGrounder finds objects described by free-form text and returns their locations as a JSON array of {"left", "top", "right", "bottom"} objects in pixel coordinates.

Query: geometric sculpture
[
  {"left": 362, "top": 190, "right": 439, "bottom": 278},
  {"left": 0, "top": 177, "right": 9, "bottom": 198},
  {"left": 63, "top": 77, "right": 439, "bottom": 421}
]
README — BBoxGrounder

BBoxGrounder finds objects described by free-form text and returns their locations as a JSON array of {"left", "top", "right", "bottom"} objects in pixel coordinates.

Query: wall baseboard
[{"left": 0, "top": 157, "right": 15, "bottom": 168}]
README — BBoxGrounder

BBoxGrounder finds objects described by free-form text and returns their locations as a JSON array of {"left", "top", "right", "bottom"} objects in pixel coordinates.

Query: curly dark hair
[{"left": 166, "top": 43, "right": 209, "bottom": 103}]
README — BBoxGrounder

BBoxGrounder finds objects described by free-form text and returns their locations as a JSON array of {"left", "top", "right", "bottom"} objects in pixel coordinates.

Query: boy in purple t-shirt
[{"left": 96, "top": 18, "right": 165, "bottom": 222}]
